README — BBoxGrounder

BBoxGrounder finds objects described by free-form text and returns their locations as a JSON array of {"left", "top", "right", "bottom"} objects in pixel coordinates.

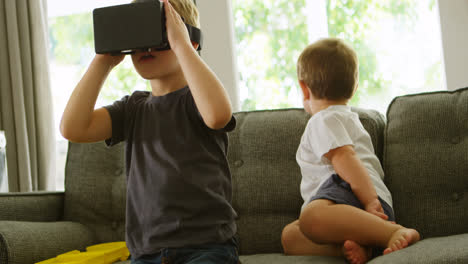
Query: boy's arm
[
  {"left": 60, "top": 54, "right": 124, "bottom": 142},
  {"left": 324, "top": 145, "right": 388, "bottom": 220},
  {"left": 163, "top": 0, "right": 232, "bottom": 130}
]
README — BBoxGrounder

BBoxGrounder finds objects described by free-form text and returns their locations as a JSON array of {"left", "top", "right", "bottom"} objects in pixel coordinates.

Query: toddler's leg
[
  {"left": 282, "top": 220, "right": 371, "bottom": 264},
  {"left": 281, "top": 220, "right": 342, "bottom": 256},
  {"left": 299, "top": 199, "right": 420, "bottom": 253}
]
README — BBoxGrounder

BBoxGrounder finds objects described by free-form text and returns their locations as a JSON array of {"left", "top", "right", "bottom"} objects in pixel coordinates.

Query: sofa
[{"left": 1, "top": 88, "right": 467, "bottom": 264}]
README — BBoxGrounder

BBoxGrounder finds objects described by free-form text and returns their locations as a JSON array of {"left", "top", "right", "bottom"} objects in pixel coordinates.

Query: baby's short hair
[
  {"left": 132, "top": 0, "right": 200, "bottom": 28},
  {"left": 297, "top": 38, "right": 358, "bottom": 101}
]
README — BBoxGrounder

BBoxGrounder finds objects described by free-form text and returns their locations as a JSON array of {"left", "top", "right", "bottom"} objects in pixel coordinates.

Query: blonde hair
[
  {"left": 132, "top": 0, "right": 200, "bottom": 28},
  {"left": 297, "top": 38, "right": 358, "bottom": 100}
]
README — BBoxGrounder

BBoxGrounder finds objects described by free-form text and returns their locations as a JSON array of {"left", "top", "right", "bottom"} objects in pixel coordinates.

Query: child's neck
[
  {"left": 309, "top": 98, "right": 348, "bottom": 115},
  {"left": 149, "top": 71, "right": 188, "bottom": 96}
]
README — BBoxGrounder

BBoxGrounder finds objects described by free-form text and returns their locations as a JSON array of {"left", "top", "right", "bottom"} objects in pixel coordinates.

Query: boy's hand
[
  {"left": 161, "top": 0, "right": 193, "bottom": 54},
  {"left": 95, "top": 54, "right": 125, "bottom": 69},
  {"left": 365, "top": 199, "right": 388, "bottom": 220}
]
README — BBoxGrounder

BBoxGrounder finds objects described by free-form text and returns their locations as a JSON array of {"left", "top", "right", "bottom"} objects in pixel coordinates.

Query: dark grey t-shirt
[{"left": 104, "top": 86, "right": 237, "bottom": 258}]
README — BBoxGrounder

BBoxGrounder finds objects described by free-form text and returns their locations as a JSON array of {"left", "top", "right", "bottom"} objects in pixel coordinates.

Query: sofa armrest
[
  {"left": 0, "top": 221, "right": 96, "bottom": 264},
  {"left": 0, "top": 191, "right": 64, "bottom": 221}
]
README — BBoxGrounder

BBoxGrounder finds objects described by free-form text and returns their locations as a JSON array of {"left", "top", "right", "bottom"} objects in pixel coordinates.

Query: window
[
  {"left": 232, "top": 0, "right": 443, "bottom": 113},
  {"left": 47, "top": 0, "right": 443, "bottom": 190},
  {"left": 48, "top": 0, "right": 148, "bottom": 190}
]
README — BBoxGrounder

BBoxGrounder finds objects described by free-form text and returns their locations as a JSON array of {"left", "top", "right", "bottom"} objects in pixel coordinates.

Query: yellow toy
[{"left": 35, "top": 242, "right": 130, "bottom": 264}]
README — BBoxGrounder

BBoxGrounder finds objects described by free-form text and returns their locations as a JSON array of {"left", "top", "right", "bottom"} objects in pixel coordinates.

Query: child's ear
[
  {"left": 299, "top": 80, "right": 310, "bottom": 100},
  {"left": 354, "top": 83, "right": 359, "bottom": 94}
]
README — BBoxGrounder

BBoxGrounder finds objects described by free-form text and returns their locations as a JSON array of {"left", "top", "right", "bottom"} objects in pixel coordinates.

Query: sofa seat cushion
[
  {"left": 115, "top": 234, "right": 468, "bottom": 264},
  {"left": 384, "top": 87, "right": 468, "bottom": 238},
  {"left": 240, "top": 254, "right": 346, "bottom": 264},
  {"left": 370, "top": 233, "right": 468, "bottom": 264},
  {"left": 114, "top": 254, "right": 346, "bottom": 264}
]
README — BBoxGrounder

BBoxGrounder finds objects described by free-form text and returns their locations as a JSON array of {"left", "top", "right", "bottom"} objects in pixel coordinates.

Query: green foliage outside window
[
  {"left": 233, "top": 0, "right": 308, "bottom": 110},
  {"left": 49, "top": 13, "right": 148, "bottom": 105},
  {"left": 233, "top": 0, "right": 419, "bottom": 110}
]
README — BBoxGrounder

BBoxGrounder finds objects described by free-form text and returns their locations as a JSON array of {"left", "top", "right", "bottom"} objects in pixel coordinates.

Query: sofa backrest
[
  {"left": 64, "top": 140, "right": 126, "bottom": 244},
  {"left": 229, "top": 108, "right": 385, "bottom": 254},
  {"left": 63, "top": 107, "right": 386, "bottom": 254},
  {"left": 384, "top": 87, "right": 468, "bottom": 239}
]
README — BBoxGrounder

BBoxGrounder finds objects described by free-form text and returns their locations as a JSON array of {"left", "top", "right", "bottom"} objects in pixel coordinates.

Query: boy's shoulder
[
  {"left": 115, "top": 90, "right": 151, "bottom": 106},
  {"left": 128, "top": 90, "right": 151, "bottom": 100}
]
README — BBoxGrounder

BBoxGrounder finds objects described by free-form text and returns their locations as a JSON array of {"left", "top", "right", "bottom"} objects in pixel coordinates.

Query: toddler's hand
[
  {"left": 161, "top": 0, "right": 192, "bottom": 54},
  {"left": 365, "top": 199, "right": 388, "bottom": 220}
]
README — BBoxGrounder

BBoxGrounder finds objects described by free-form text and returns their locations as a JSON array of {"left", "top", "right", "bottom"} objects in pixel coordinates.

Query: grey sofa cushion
[
  {"left": 115, "top": 212, "right": 468, "bottom": 264},
  {"left": 228, "top": 108, "right": 386, "bottom": 254},
  {"left": 0, "top": 221, "right": 95, "bottom": 264},
  {"left": 240, "top": 254, "right": 346, "bottom": 264},
  {"left": 384, "top": 87, "right": 468, "bottom": 239},
  {"left": 64, "top": 141, "right": 127, "bottom": 243},
  {"left": 116, "top": 255, "right": 346, "bottom": 264},
  {"left": 110, "top": 234, "right": 468, "bottom": 264},
  {"left": 0, "top": 192, "right": 63, "bottom": 221},
  {"left": 369, "top": 233, "right": 468, "bottom": 264}
]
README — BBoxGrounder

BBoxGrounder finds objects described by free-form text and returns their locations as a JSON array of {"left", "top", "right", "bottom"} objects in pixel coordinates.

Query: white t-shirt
[{"left": 297, "top": 105, "right": 392, "bottom": 211}]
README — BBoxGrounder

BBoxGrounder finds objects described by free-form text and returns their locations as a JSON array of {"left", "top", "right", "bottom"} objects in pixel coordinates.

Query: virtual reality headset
[{"left": 93, "top": 0, "right": 203, "bottom": 55}]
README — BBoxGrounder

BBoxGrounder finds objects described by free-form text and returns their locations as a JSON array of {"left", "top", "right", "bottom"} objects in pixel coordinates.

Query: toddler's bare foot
[
  {"left": 384, "top": 228, "right": 420, "bottom": 255},
  {"left": 342, "top": 240, "right": 371, "bottom": 264}
]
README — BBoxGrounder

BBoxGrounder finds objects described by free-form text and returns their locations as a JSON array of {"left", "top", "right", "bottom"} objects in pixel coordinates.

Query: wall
[
  {"left": 438, "top": 0, "right": 468, "bottom": 90},
  {"left": 196, "top": 0, "right": 240, "bottom": 111}
]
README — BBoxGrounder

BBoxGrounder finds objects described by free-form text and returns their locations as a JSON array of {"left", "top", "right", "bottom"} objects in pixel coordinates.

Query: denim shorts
[
  {"left": 130, "top": 237, "right": 239, "bottom": 264},
  {"left": 308, "top": 174, "right": 395, "bottom": 258},
  {"left": 308, "top": 174, "right": 395, "bottom": 222}
]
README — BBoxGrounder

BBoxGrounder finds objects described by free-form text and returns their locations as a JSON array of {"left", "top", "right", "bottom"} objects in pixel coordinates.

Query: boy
[
  {"left": 60, "top": 0, "right": 239, "bottom": 263},
  {"left": 281, "top": 38, "right": 420, "bottom": 264}
]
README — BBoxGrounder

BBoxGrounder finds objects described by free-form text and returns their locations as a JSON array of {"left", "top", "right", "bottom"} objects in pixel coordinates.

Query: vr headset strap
[{"left": 186, "top": 24, "right": 203, "bottom": 51}]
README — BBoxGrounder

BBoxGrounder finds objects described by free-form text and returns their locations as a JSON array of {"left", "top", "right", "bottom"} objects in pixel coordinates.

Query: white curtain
[{"left": 0, "top": 0, "right": 56, "bottom": 192}]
